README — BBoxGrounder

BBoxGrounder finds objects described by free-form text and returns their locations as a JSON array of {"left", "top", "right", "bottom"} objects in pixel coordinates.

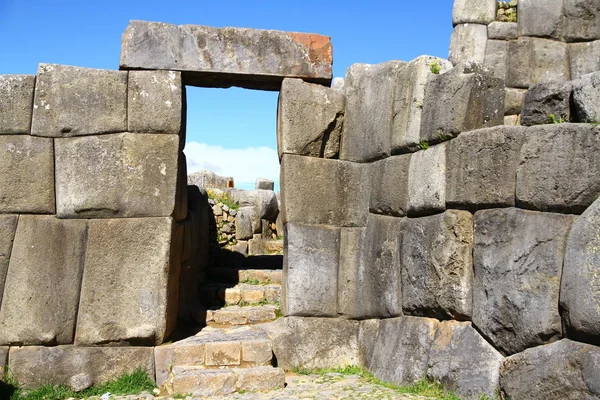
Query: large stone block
[
  {"left": 448, "top": 24, "right": 488, "bottom": 65},
  {"left": 0, "top": 216, "right": 87, "bottom": 345},
  {"left": 228, "top": 190, "right": 278, "bottom": 221},
  {"left": 369, "top": 154, "right": 411, "bottom": 217},
  {"left": 487, "top": 22, "right": 518, "bottom": 40},
  {"left": 280, "top": 155, "right": 369, "bottom": 227},
  {"left": 561, "top": 196, "right": 600, "bottom": 345},
  {"left": 500, "top": 339, "right": 600, "bottom": 400},
  {"left": 569, "top": 40, "right": 600, "bottom": 79},
  {"left": 563, "top": 0, "right": 600, "bottom": 42},
  {"left": 452, "top": 0, "right": 496, "bottom": 25},
  {"left": 421, "top": 62, "right": 504, "bottom": 142},
  {"left": 517, "top": 0, "right": 564, "bottom": 38},
  {"left": 0, "top": 75, "right": 35, "bottom": 134},
  {"left": 0, "top": 135, "right": 54, "bottom": 213},
  {"left": 0, "top": 216, "right": 17, "bottom": 301},
  {"left": 504, "top": 88, "right": 527, "bottom": 115},
  {"left": 483, "top": 39, "right": 508, "bottom": 81},
  {"left": 258, "top": 317, "right": 360, "bottom": 370},
  {"left": 341, "top": 61, "right": 404, "bottom": 162},
  {"left": 358, "top": 319, "right": 380, "bottom": 368},
  {"left": 573, "top": 72, "right": 600, "bottom": 122},
  {"left": 75, "top": 217, "right": 179, "bottom": 345},
  {"left": 401, "top": 210, "right": 473, "bottom": 320},
  {"left": 31, "top": 64, "right": 127, "bottom": 137},
  {"left": 128, "top": 70, "right": 183, "bottom": 135},
  {"left": 55, "top": 132, "right": 179, "bottom": 218},
  {"left": 446, "top": 126, "right": 524, "bottom": 210},
  {"left": 277, "top": 78, "right": 344, "bottom": 159},
  {"left": 507, "top": 38, "right": 569, "bottom": 88},
  {"left": 473, "top": 208, "right": 575, "bottom": 355},
  {"left": 120, "top": 21, "right": 332, "bottom": 90},
  {"left": 427, "top": 321, "right": 504, "bottom": 400},
  {"left": 369, "top": 317, "right": 438, "bottom": 385},
  {"left": 9, "top": 346, "right": 154, "bottom": 389},
  {"left": 516, "top": 124, "right": 600, "bottom": 213},
  {"left": 407, "top": 142, "right": 446, "bottom": 216},
  {"left": 520, "top": 81, "right": 573, "bottom": 126},
  {"left": 338, "top": 214, "right": 403, "bottom": 319},
  {"left": 283, "top": 223, "right": 339, "bottom": 317}
]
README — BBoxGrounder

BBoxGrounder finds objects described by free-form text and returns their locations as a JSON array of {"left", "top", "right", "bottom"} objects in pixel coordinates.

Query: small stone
[{"left": 69, "top": 373, "right": 93, "bottom": 392}]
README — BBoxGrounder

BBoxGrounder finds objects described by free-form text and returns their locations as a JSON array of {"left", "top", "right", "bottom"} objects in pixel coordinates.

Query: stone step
[
  {"left": 200, "top": 283, "right": 282, "bottom": 306},
  {"left": 207, "top": 304, "right": 280, "bottom": 327},
  {"left": 207, "top": 267, "right": 283, "bottom": 285}
]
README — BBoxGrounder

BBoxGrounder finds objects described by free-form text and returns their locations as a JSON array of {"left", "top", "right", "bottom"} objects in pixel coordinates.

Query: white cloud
[{"left": 184, "top": 142, "right": 280, "bottom": 189}]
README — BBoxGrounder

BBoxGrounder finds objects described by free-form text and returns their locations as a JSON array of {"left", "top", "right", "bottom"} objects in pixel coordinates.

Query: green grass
[
  {"left": 207, "top": 189, "right": 240, "bottom": 211},
  {"left": 2, "top": 369, "right": 155, "bottom": 400},
  {"left": 418, "top": 140, "right": 430, "bottom": 150},
  {"left": 546, "top": 113, "right": 567, "bottom": 124},
  {"left": 429, "top": 59, "right": 441, "bottom": 74}
]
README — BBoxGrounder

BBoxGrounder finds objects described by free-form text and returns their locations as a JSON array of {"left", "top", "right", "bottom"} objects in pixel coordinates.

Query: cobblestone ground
[{"left": 91, "top": 372, "right": 438, "bottom": 400}]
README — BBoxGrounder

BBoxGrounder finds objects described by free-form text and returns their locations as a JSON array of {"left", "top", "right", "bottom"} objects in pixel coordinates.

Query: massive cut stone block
[
  {"left": 75, "top": 217, "right": 179, "bottom": 345},
  {"left": 520, "top": 81, "right": 573, "bottom": 126},
  {"left": 341, "top": 61, "right": 404, "bottom": 162},
  {"left": 0, "top": 216, "right": 17, "bottom": 301},
  {"left": 500, "top": 339, "right": 600, "bottom": 400},
  {"left": 427, "top": 321, "right": 504, "bottom": 400},
  {"left": 369, "top": 317, "right": 438, "bottom": 385},
  {"left": 448, "top": 24, "right": 488, "bottom": 65},
  {"left": 283, "top": 223, "right": 339, "bottom": 317},
  {"left": 516, "top": 124, "right": 600, "bottom": 214},
  {"left": 258, "top": 317, "right": 359, "bottom": 370},
  {"left": 517, "top": 0, "right": 564, "bottom": 39},
  {"left": 277, "top": 78, "right": 344, "bottom": 159},
  {"left": 452, "top": 0, "right": 496, "bottom": 25},
  {"left": 421, "top": 62, "right": 504, "bottom": 142},
  {"left": 561, "top": 196, "right": 600, "bottom": 345},
  {"left": 563, "top": 0, "right": 600, "bottom": 42},
  {"left": 573, "top": 72, "right": 600, "bottom": 122},
  {"left": 280, "top": 155, "right": 369, "bottom": 227},
  {"left": 569, "top": 40, "right": 600, "bottom": 79},
  {"left": 228, "top": 190, "right": 278, "bottom": 221},
  {"left": 55, "top": 132, "right": 180, "bottom": 218},
  {"left": 401, "top": 210, "right": 473, "bottom": 320},
  {"left": 483, "top": 39, "right": 507, "bottom": 82},
  {"left": 120, "top": 21, "right": 332, "bottom": 90},
  {"left": 338, "top": 214, "right": 404, "bottom": 319},
  {"left": 507, "top": 38, "right": 569, "bottom": 88},
  {"left": 407, "top": 143, "right": 446, "bottom": 216},
  {"left": 31, "top": 64, "right": 127, "bottom": 137},
  {"left": 487, "top": 22, "right": 518, "bottom": 40},
  {"left": 128, "top": 70, "right": 183, "bottom": 135},
  {"left": 369, "top": 154, "right": 411, "bottom": 217},
  {"left": 9, "top": 346, "right": 154, "bottom": 389},
  {"left": 473, "top": 208, "right": 574, "bottom": 355},
  {"left": 446, "top": 126, "right": 524, "bottom": 210},
  {"left": 0, "top": 135, "right": 54, "bottom": 214},
  {"left": 0, "top": 216, "right": 87, "bottom": 345},
  {"left": 0, "top": 75, "right": 35, "bottom": 134},
  {"left": 358, "top": 320, "right": 380, "bottom": 368}
]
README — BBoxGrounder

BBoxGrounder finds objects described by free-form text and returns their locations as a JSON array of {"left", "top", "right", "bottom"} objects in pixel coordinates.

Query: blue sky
[{"left": 0, "top": 0, "right": 453, "bottom": 190}]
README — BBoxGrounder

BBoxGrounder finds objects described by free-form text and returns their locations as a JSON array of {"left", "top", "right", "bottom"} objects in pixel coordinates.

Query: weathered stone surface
[
  {"left": 516, "top": 124, "right": 600, "bottom": 213},
  {"left": 448, "top": 24, "right": 488, "bottom": 65},
  {"left": 120, "top": 21, "right": 332, "bottom": 90},
  {"left": 504, "top": 87, "right": 526, "bottom": 115},
  {"left": 369, "top": 317, "right": 438, "bottom": 385},
  {"left": 229, "top": 190, "right": 278, "bottom": 221},
  {"left": 369, "top": 155, "right": 411, "bottom": 217},
  {"left": 188, "top": 169, "right": 233, "bottom": 190},
  {"left": 205, "top": 341, "right": 241, "bottom": 366},
  {"left": 277, "top": 78, "right": 343, "bottom": 159},
  {"left": 0, "top": 75, "right": 35, "bottom": 134},
  {"left": 421, "top": 62, "right": 504, "bottom": 142},
  {"left": 9, "top": 346, "right": 154, "bottom": 389},
  {"left": 55, "top": 132, "right": 179, "bottom": 218},
  {"left": 518, "top": 0, "right": 564, "bottom": 38},
  {"left": 473, "top": 208, "right": 574, "bottom": 355},
  {"left": 487, "top": 21, "right": 518, "bottom": 40},
  {"left": 452, "top": 0, "right": 496, "bottom": 25},
  {"left": 520, "top": 81, "right": 573, "bottom": 126},
  {"left": 0, "top": 216, "right": 86, "bottom": 345},
  {"left": 446, "top": 126, "right": 524, "bottom": 210},
  {"left": 128, "top": 70, "right": 183, "bottom": 135},
  {"left": 504, "top": 115, "right": 520, "bottom": 126},
  {"left": 235, "top": 207, "right": 255, "bottom": 240},
  {"left": 76, "top": 217, "right": 179, "bottom": 345},
  {"left": 561, "top": 196, "right": 600, "bottom": 345},
  {"left": 569, "top": 40, "right": 600, "bottom": 79},
  {"left": 283, "top": 223, "right": 339, "bottom": 317},
  {"left": 259, "top": 317, "right": 359, "bottom": 370},
  {"left": 341, "top": 61, "right": 404, "bottom": 162},
  {"left": 0, "top": 135, "right": 54, "bottom": 213},
  {"left": 428, "top": 321, "right": 504, "bottom": 400},
  {"left": 507, "top": 38, "right": 569, "bottom": 88},
  {"left": 280, "top": 155, "right": 368, "bottom": 227},
  {"left": 0, "top": 216, "right": 17, "bottom": 301},
  {"left": 0, "top": 347, "right": 7, "bottom": 381},
  {"left": 401, "top": 210, "right": 473, "bottom": 320},
  {"left": 255, "top": 178, "right": 274, "bottom": 191},
  {"left": 235, "top": 367, "right": 285, "bottom": 392},
  {"left": 563, "top": 0, "right": 600, "bottom": 42},
  {"left": 500, "top": 339, "right": 600, "bottom": 400},
  {"left": 69, "top": 373, "right": 93, "bottom": 392},
  {"left": 483, "top": 39, "right": 507, "bottom": 81},
  {"left": 338, "top": 214, "right": 404, "bottom": 319},
  {"left": 358, "top": 320, "right": 380, "bottom": 368},
  {"left": 573, "top": 72, "right": 600, "bottom": 122},
  {"left": 407, "top": 142, "right": 446, "bottom": 216},
  {"left": 168, "top": 368, "right": 236, "bottom": 397},
  {"left": 31, "top": 64, "right": 127, "bottom": 137}
]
